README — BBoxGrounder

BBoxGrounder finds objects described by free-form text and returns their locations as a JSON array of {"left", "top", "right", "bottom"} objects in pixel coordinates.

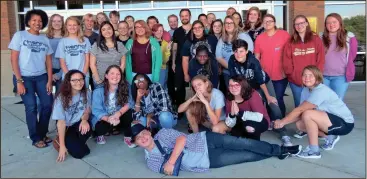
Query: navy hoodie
[
  {"left": 228, "top": 51, "right": 270, "bottom": 90},
  {"left": 189, "top": 53, "right": 219, "bottom": 88}
]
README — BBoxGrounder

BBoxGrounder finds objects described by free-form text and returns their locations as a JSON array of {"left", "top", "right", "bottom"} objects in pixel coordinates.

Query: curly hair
[
  {"left": 57, "top": 70, "right": 88, "bottom": 111},
  {"left": 103, "top": 65, "right": 129, "bottom": 107},
  {"left": 227, "top": 75, "right": 253, "bottom": 101},
  {"left": 131, "top": 73, "right": 153, "bottom": 102},
  {"left": 25, "top": 9, "right": 49, "bottom": 29},
  {"left": 187, "top": 101, "right": 207, "bottom": 124}
]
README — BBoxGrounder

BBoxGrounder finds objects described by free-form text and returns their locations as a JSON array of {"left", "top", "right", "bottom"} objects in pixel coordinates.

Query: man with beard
[
  {"left": 170, "top": 9, "right": 192, "bottom": 119},
  {"left": 83, "top": 14, "right": 99, "bottom": 91}
]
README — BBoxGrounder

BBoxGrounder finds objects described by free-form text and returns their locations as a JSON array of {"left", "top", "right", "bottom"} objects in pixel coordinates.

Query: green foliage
[{"left": 344, "top": 15, "right": 366, "bottom": 45}]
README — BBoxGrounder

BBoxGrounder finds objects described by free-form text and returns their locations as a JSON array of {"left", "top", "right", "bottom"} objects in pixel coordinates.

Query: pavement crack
[
  {"left": 81, "top": 159, "right": 111, "bottom": 178},
  {"left": 1, "top": 107, "right": 26, "bottom": 125}
]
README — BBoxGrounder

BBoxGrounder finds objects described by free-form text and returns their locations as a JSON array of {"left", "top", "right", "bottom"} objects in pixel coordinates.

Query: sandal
[
  {"left": 112, "top": 128, "right": 121, "bottom": 135},
  {"left": 43, "top": 136, "right": 52, "bottom": 144},
  {"left": 33, "top": 141, "right": 47, "bottom": 148}
]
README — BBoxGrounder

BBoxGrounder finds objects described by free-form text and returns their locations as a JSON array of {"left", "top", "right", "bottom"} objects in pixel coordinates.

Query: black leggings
[
  {"left": 94, "top": 109, "right": 133, "bottom": 137},
  {"left": 64, "top": 120, "right": 92, "bottom": 159},
  {"left": 230, "top": 117, "right": 269, "bottom": 140}
]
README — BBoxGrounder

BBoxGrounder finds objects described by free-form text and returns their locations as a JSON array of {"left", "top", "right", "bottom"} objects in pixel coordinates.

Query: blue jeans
[
  {"left": 289, "top": 82, "right": 303, "bottom": 107},
  {"left": 138, "top": 111, "right": 177, "bottom": 128},
  {"left": 272, "top": 78, "right": 288, "bottom": 116},
  {"left": 323, "top": 75, "right": 349, "bottom": 100},
  {"left": 159, "top": 69, "right": 168, "bottom": 89},
  {"left": 206, "top": 132, "right": 281, "bottom": 168},
  {"left": 13, "top": 74, "right": 53, "bottom": 144}
]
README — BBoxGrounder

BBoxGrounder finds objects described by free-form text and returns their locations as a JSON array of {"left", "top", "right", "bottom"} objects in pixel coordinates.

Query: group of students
[{"left": 9, "top": 6, "right": 357, "bottom": 174}]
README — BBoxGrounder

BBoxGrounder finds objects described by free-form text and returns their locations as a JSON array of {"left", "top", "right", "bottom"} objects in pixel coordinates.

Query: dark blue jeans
[
  {"left": 206, "top": 132, "right": 281, "bottom": 168},
  {"left": 13, "top": 74, "right": 53, "bottom": 144},
  {"left": 272, "top": 78, "right": 288, "bottom": 116}
]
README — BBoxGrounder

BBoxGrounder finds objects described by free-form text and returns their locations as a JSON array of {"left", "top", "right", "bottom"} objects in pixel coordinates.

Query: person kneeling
[
  {"left": 92, "top": 65, "right": 135, "bottom": 147},
  {"left": 178, "top": 75, "right": 226, "bottom": 133},
  {"left": 131, "top": 123, "right": 302, "bottom": 175},
  {"left": 52, "top": 70, "right": 92, "bottom": 162},
  {"left": 213, "top": 76, "right": 270, "bottom": 140},
  {"left": 131, "top": 73, "right": 177, "bottom": 129},
  {"left": 274, "top": 65, "right": 354, "bottom": 159}
]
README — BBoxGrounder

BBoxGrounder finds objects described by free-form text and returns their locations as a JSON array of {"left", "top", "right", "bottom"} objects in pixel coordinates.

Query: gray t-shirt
[
  {"left": 215, "top": 32, "right": 254, "bottom": 74},
  {"left": 52, "top": 91, "right": 92, "bottom": 126},
  {"left": 8, "top": 30, "right": 53, "bottom": 76},
  {"left": 55, "top": 37, "right": 91, "bottom": 78},
  {"left": 209, "top": 88, "right": 226, "bottom": 121},
  {"left": 90, "top": 41, "right": 127, "bottom": 80},
  {"left": 300, "top": 83, "right": 354, "bottom": 123}
]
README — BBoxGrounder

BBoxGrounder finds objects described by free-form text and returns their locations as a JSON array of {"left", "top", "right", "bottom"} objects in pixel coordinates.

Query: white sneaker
[
  {"left": 96, "top": 136, "right": 106, "bottom": 145},
  {"left": 124, "top": 137, "right": 137, "bottom": 148},
  {"left": 281, "top": 136, "right": 293, "bottom": 147}
]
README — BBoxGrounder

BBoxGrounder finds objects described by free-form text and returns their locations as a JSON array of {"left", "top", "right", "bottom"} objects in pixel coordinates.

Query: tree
[{"left": 344, "top": 15, "right": 366, "bottom": 48}]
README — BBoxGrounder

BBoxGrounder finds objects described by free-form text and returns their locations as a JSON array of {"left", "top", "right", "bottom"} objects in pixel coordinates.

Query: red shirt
[
  {"left": 225, "top": 90, "right": 270, "bottom": 126},
  {"left": 254, "top": 30, "right": 290, "bottom": 80},
  {"left": 132, "top": 40, "right": 152, "bottom": 74}
]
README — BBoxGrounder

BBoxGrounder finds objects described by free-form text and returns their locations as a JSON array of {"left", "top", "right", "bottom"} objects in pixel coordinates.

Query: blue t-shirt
[
  {"left": 55, "top": 37, "right": 91, "bottom": 78},
  {"left": 209, "top": 88, "right": 226, "bottom": 121},
  {"left": 215, "top": 32, "right": 254, "bottom": 74},
  {"left": 52, "top": 91, "right": 92, "bottom": 126},
  {"left": 8, "top": 30, "right": 53, "bottom": 76},
  {"left": 300, "top": 83, "right": 354, "bottom": 123}
]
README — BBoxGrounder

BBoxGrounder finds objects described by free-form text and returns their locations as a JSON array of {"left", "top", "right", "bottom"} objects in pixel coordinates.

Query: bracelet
[
  {"left": 16, "top": 78, "right": 24, "bottom": 83},
  {"left": 117, "top": 110, "right": 122, "bottom": 116}
]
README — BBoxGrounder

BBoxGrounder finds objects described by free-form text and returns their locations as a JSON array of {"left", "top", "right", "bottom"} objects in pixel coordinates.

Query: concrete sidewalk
[{"left": 1, "top": 84, "right": 366, "bottom": 178}]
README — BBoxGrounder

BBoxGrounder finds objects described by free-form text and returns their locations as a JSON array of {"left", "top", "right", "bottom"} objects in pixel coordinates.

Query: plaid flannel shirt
[
  {"left": 145, "top": 129, "right": 209, "bottom": 173},
  {"left": 133, "top": 83, "right": 177, "bottom": 120}
]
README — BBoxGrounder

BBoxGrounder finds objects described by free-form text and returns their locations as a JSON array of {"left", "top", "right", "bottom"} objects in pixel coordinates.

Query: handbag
[{"left": 154, "top": 140, "right": 184, "bottom": 176}]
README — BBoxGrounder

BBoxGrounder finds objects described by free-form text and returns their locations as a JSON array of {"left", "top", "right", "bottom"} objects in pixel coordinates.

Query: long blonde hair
[
  {"left": 45, "top": 14, "right": 65, "bottom": 38},
  {"left": 222, "top": 15, "right": 242, "bottom": 44},
  {"left": 64, "top": 16, "right": 84, "bottom": 43}
]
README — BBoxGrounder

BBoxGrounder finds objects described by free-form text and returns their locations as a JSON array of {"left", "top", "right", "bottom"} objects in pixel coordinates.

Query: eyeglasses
[
  {"left": 229, "top": 84, "right": 241, "bottom": 89},
  {"left": 224, "top": 22, "right": 234, "bottom": 26},
  {"left": 134, "top": 77, "right": 145, "bottom": 84},
  {"left": 295, "top": 21, "right": 307, "bottom": 27},
  {"left": 70, "top": 78, "right": 85, "bottom": 83},
  {"left": 264, "top": 20, "right": 274, "bottom": 25},
  {"left": 193, "top": 26, "right": 203, "bottom": 31}
]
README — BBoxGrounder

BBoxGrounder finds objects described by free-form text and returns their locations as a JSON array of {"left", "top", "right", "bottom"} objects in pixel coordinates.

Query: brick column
[
  {"left": 288, "top": 1, "right": 325, "bottom": 34},
  {"left": 1, "top": 1, "right": 17, "bottom": 96}
]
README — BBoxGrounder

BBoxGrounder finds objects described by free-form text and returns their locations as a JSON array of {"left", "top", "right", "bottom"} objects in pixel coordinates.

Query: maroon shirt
[
  {"left": 132, "top": 40, "right": 152, "bottom": 74},
  {"left": 225, "top": 90, "right": 270, "bottom": 126}
]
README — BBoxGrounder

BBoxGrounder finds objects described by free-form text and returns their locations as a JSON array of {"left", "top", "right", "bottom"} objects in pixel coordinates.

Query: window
[
  {"left": 103, "top": 0, "right": 116, "bottom": 9},
  {"left": 273, "top": 1, "right": 285, "bottom": 4},
  {"left": 204, "top": 1, "right": 236, "bottom": 5},
  {"left": 119, "top": 1, "right": 151, "bottom": 9},
  {"left": 18, "top": 14, "right": 25, "bottom": 30},
  {"left": 240, "top": 0, "right": 269, "bottom": 3},
  {"left": 18, "top": 1, "right": 31, "bottom": 12},
  {"left": 208, "top": 11, "right": 227, "bottom": 21},
  {"left": 153, "top": 1, "right": 187, "bottom": 8},
  {"left": 188, "top": 1, "right": 201, "bottom": 6},
  {"left": 66, "top": 0, "right": 100, "bottom": 9},
  {"left": 274, "top": 5, "right": 286, "bottom": 30},
  {"left": 354, "top": 54, "right": 366, "bottom": 81},
  {"left": 33, "top": 0, "right": 65, "bottom": 10}
]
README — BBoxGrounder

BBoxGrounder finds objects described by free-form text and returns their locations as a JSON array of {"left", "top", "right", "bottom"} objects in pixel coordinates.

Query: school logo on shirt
[
  {"left": 23, "top": 40, "right": 48, "bottom": 53},
  {"left": 293, "top": 48, "right": 315, "bottom": 56},
  {"left": 190, "top": 40, "right": 212, "bottom": 59},
  {"left": 222, "top": 43, "right": 233, "bottom": 54},
  {"left": 66, "top": 100, "right": 85, "bottom": 117},
  {"left": 197, "top": 67, "right": 210, "bottom": 77},
  {"left": 235, "top": 66, "right": 254, "bottom": 80},
  {"left": 65, "top": 44, "right": 87, "bottom": 56}
]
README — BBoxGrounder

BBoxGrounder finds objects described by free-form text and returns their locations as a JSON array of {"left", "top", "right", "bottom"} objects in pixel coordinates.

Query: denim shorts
[{"left": 326, "top": 112, "right": 354, "bottom": 136}]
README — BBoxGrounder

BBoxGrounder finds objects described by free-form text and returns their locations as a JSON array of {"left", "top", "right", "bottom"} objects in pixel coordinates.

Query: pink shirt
[
  {"left": 324, "top": 34, "right": 348, "bottom": 76},
  {"left": 254, "top": 30, "right": 290, "bottom": 80}
]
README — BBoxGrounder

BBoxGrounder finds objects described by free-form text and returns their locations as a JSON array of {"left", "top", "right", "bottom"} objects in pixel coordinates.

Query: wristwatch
[{"left": 16, "top": 78, "right": 24, "bottom": 83}]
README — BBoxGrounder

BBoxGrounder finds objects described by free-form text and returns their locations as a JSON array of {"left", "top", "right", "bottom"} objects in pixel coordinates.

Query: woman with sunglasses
[
  {"left": 52, "top": 70, "right": 92, "bottom": 162},
  {"left": 91, "top": 65, "right": 135, "bottom": 147},
  {"left": 131, "top": 73, "right": 177, "bottom": 129}
]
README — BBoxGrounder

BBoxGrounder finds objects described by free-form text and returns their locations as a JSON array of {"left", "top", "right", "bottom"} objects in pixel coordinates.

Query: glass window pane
[
  {"left": 153, "top": 1, "right": 187, "bottom": 8},
  {"left": 83, "top": 1, "right": 101, "bottom": 9},
  {"left": 19, "top": 14, "right": 25, "bottom": 30},
  {"left": 33, "top": 0, "right": 66, "bottom": 10},
  {"left": 119, "top": 1, "right": 151, "bottom": 9},
  {"left": 67, "top": 0, "right": 100, "bottom": 9},
  {"left": 103, "top": 0, "right": 116, "bottom": 9},
  {"left": 354, "top": 54, "right": 366, "bottom": 81},
  {"left": 240, "top": 0, "right": 269, "bottom": 4},
  {"left": 204, "top": 1, "right": 236, "bottom": 5},
  {"left": 188, "top": 1, "right": 201, "bottom": 6},
  {"left": 274, "top": 5, "right": 285, "bottom": 30},
  {"left": 325, "top": 4, "right": 366, "bottom": 52},
  {"left": 18, "top": 1, "right": 31, "bottom": 12},
  {"left": 207, "top": 11, "right": 227, "bottom": 21},
  {"left": 273, "top": 1, "right": 285, "bottom": 4}
]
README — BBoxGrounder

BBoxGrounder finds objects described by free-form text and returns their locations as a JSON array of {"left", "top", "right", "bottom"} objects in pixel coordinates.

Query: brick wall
[
  {"left": 1, "top": 1, "right": 17, "bottom": 50},
  {"left": 288, "top": 1, "right": 325, "bottom": 34}
]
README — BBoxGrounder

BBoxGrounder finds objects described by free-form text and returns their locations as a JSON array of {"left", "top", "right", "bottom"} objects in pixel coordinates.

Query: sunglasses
[{"left": 134, "top": 77, "right": 145, "bottom": 84}]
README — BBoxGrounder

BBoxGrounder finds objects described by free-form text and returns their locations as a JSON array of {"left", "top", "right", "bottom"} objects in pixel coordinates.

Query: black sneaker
[{"left": 278, "top": 145, "right": 302, "bottom": 160}]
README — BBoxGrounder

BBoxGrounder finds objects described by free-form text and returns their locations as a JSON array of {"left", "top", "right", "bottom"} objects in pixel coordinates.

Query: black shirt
[
  {"left": 117, "top": 37, "right": 130, "bottom": 46},
  {"left": 84, "top": 32, "right": 99, "bottom": 46},
  {"left": 172, "top": 26, "right": 191, "bottom": 60}
]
